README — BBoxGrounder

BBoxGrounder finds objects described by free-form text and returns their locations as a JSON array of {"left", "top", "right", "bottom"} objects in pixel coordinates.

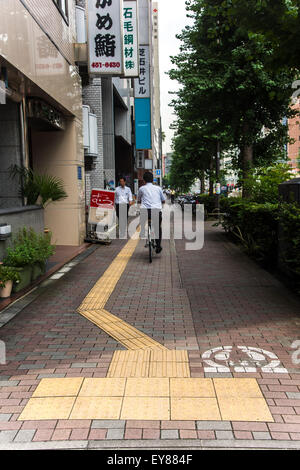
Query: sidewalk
[
  {"left": 0, "top": 214, "right": 300, "bottom": 449},
  {"left": 0, "top": 243, "right": 91, "bottom": 312}
]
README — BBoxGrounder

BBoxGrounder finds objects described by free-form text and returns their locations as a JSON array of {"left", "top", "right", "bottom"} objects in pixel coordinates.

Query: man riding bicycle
[{"left": 137, "top": 171, "right": 166, "bottom": 254}]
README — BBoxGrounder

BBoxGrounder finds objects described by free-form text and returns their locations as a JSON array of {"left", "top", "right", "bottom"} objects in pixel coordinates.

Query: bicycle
[{"left": 145, "top": 218, "right": 156, "bottom": 263}]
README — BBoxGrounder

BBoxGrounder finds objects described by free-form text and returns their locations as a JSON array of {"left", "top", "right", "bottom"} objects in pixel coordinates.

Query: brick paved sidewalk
[{"left": 0, "top": 214, "right": 299, "bottom": 449}]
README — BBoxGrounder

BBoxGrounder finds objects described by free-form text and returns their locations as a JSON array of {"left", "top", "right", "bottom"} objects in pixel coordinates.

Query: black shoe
[{"left": 156, "top": 246, "right": 162, "bottom": 254}]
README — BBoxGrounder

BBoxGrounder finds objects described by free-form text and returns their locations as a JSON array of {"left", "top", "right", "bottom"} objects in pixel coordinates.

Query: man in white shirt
[
  {"left": 138, "top": 171, "right": 166, "bottom": 254},
  {"left": 115, "top": 177, "right": 133, "bottom": 237}
]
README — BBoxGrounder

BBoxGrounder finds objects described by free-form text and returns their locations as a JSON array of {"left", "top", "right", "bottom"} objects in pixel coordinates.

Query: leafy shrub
[
  {"left": 197, "top": 194, "right": 227, "bottom": 216},
  {"left": 278, "top": 203, "right": 300, "bottom": 280},
  {"left": 196, "top": 194, "right": 216, "bottom": 214},
  {"left": 220, "top": 199, "right": 279, "bottom": 266},
  {"left": 4, "top": 228, "right": 55, "bottom": 267},
  {"left": 242, "top": 164, "right": 294, "bottom": 204},
  {"left": 219, "top": 165, "right": 300, "bottom": 291}
]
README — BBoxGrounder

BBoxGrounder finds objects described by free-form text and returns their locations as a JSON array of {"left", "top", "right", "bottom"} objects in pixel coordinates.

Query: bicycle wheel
[{"left": 148, "top": 225, "right": 152, "bottom": 263}]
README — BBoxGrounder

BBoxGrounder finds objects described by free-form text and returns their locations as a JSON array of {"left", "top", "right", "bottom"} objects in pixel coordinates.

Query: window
[{"left": 53, "top": 0, "right": 69, "bottom": 22}]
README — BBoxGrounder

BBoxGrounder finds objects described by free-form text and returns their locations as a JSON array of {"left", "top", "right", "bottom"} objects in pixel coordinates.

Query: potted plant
[
  {"left": 3, "top": 242, "right": 34, "bottom": 293},
  {"left": 0, "top": 265, "right": 20, "bottom": 298},
  {"left": 3, "top": 228, "right": 55, "bottom": 289},
  {"left": 31, "top": 231, "right": 55, "bottom": 281},
  {"left": 3, "top": 228, "right": 37, "bottom": 292}
]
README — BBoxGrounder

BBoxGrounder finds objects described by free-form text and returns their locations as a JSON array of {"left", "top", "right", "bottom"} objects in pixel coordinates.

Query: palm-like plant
[{"left": 9, "top": 165, "right": 68, "bottom": 208}]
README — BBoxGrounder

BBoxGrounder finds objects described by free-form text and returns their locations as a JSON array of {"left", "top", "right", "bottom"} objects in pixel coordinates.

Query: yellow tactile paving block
[
  {"left": 18, "top": 378, "right": 274, "bottom": 422},
  {"left": 107, "top": 360, "right": 150, "bottom": 378},
  {"left": 171, "top": 398, "right": 221, "bottom": 421},
  {"left": 213, "top": 378, "right": 263, "bottom": 398},
  {"left": 170, "top": 378, "right": 215, "bottom": 398},
  {"left": 121, "top": 397, "right": 170, "bottom": 420},
  {"left": 218, "top": 397, "right": 274, "bottom": 422},
  {"left": 79, "top": 308, "right": 166, "bottom": 351},
  {"left": 149, "top": 361, "right": 191, "bottom": 378},
  {"left": 150, "top": 350, "right": 189, "bottom": 363},
  {"left": 122, "top": 338, "right": 166, "bottom": 351},
  {"left": 18, "top": 397, "right": 75, "bottom": 421},
  {"left": 125, "top": 378, "right": 170, "bottom": 397},
  {"left": 79, "top": 310, "right": 167, "bottom": 351},
  {"left": 76, "top": 234, "right": 169, "bottom": 351},
  {"left": 32, "top": 378, "right": 84, "bottom": 398},
  {"left": 79, "top": 378, "right": 126, "bottom": 397},
  {"left": 107, "top": 350, "right": 190, "bottom": 378},
  {"left": 110, "top": 350, "right": 152, "bottom": 364},
  {"left": 70, "top": 397, "right": 122, "bottom": 420}
]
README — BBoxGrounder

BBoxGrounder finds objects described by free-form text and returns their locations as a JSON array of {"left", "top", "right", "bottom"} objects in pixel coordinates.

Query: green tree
[{"left": 169, "top": 0, "right": 298, "bottom": 196}]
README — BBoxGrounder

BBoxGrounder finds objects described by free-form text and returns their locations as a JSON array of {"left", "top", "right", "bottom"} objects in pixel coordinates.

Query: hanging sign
[
  {"left": 88, "top": 0, "right": 124, "bottom": 75},
  {"left": 134, "top": 45, "right": 150, "bottom": 97},
  {"left": 122, "top": 0, "right": 139, "bottom": 77}
]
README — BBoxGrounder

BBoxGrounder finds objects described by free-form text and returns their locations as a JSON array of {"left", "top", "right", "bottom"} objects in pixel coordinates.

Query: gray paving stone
[
  {"left": 0, "top": 431, "right": 18, "bottom": 443},
  {"left": 50, "top": 355, "right": 76, "bottom": 360},
  {"left": 253, "top": 432, "right": 272, "bottom": 440},
  {"left": 197, "top": 421, "right": 232, "bottom": 431},
  {"left": 0, "top": 381, "right": 19, "bottom": 387},
  {"left": 286, "top": 392, "right": 300, "bottom": 399},
  {"left": 204, "top": 373, "right": 233, "bottom": 378},
  {"left": 37, "top": 374, "right": 66, "bottom": 379},
  {"left": 70, "top": 363, "right": 97, "bottom": 368},
  {"left": 0, "top": 414, "right": 11, "bottom": 422},
  {"left": 92, "top": 420, "right": 125, "bottom": 429},
  {"left": 14, "top": 430, "right": 35, "bottom": 442},
  {"left": 0, "top": 441, "right": 88, "bottom": 450},
  {"left": 216, "top": 430, "right": 234, "bottom": 440},
  {"left": 18, "top": 364, "right": 46, "bottom": 370},
  {"left": 106, "top": 428, "right": 124, "bottom": 440},
  {"left": 161, "top": 430, "right": 179, "bottom": 439}
]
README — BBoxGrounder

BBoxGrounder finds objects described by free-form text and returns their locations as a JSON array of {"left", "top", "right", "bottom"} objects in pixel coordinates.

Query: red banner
[{"left": 90, "top": 189, "right": 115, "bottom": 209}]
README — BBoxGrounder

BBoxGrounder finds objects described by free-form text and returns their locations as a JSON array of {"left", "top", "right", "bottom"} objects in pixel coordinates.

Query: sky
[{"left": 157, "top": 0, "right": 191, "bottom": 155}]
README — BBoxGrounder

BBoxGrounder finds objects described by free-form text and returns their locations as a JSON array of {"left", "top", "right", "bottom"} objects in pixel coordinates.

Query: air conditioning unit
[
  {"left": 75, "top": 6, "right": 87, "bottom": 44},
  {"left": 82, "top": 105, "right": 98, "bottom": 157}
]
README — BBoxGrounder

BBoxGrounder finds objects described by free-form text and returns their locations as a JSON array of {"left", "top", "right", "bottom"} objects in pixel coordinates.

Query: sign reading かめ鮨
[{"left": 88, "top": 0, "right": 124, "bottom": 75}]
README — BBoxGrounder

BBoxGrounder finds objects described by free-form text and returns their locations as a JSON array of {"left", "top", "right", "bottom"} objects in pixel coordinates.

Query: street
[{"left": 0, "top": 207, "right": 300, "bottom": 450}]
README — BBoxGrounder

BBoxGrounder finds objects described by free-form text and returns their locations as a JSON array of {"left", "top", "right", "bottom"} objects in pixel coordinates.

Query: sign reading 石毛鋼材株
[
  {"left": 122, "top": 0, "right": 139, "bottom": 77},
  {"left": 88, "top": 0, "right": 124, "bottom": 75}
]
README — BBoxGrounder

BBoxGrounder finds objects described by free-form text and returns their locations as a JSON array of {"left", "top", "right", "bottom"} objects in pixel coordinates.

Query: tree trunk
[
  {"left": 200, "top": 172, "right": 205, "bottom": 194},
  {"left": 242, "top": 144, "right": 253, "bottom": 198},
  {"left": 209, "top": 158, "right": 214, "bottom": 195}
]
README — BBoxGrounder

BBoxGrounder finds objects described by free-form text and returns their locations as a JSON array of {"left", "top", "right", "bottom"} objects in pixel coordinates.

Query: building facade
[
  {"left": 0, "top": 0, "right": 163, "bottom": 259},
  {"left": 0, "top": 0, "right": 85, "bottom": 250}
]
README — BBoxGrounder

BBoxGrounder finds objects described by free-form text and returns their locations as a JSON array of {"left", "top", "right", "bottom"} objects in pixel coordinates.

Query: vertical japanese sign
[
  {"left": 88, "top": 0, "right": 124, "bottom": 75},
  {"left": 134, "top": 46, "right": 150, "bottom": 97},
  {"left": 122, "top": 0, "right": 139, "bottom": 77}
]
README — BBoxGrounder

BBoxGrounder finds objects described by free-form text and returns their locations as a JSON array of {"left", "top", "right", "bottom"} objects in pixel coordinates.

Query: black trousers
[{"left": 140, "top": 208, "right": 162, "bottom": 248}]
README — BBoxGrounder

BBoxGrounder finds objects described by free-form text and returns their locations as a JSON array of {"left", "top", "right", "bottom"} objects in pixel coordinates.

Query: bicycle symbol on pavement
[{"left": 202, "top": 346, "right": 288, "bottom": 373}]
